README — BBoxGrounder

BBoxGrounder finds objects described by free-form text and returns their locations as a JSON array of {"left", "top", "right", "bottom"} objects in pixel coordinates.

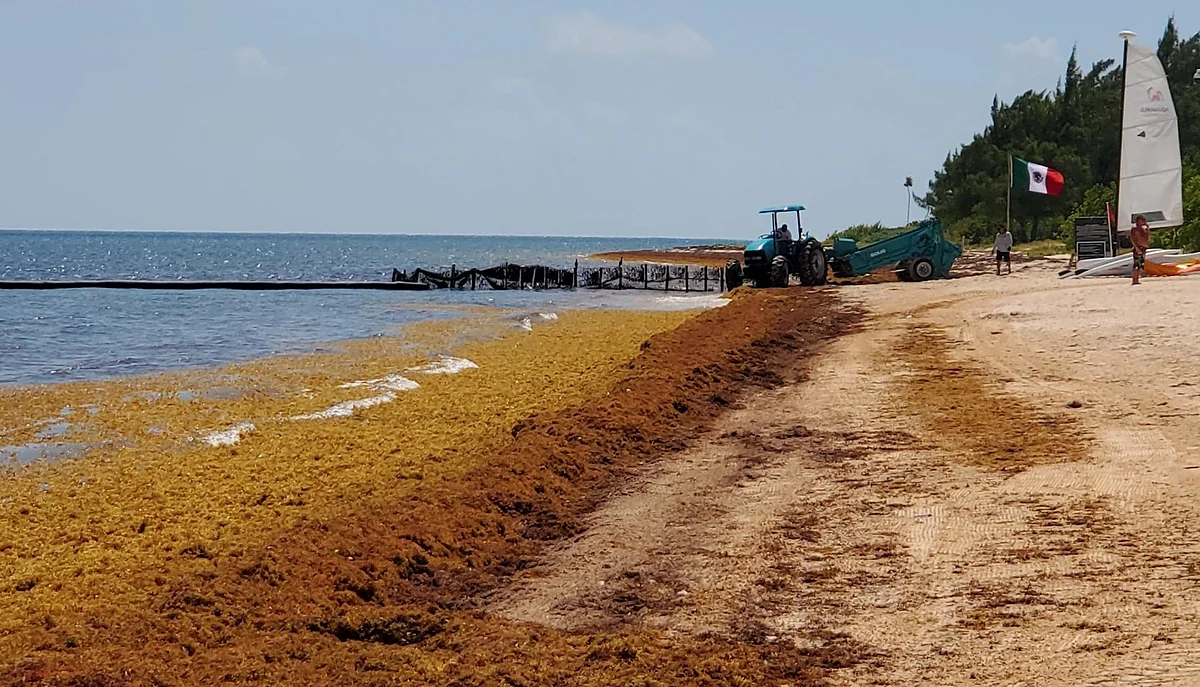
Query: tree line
[{"left": 921, "top": 17, "right": 1200, "bottom": 249}]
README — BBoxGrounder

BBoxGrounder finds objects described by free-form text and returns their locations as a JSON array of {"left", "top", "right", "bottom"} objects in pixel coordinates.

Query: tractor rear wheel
[
  {"left": 907, "top": 257, "right": 935, "bottom": 282},
  {"left": 724, "top": 260, "right": 743, "bottom": 290},
  {"left": 798, "top": 238, "right": 828, "bottom": 286},
  {"left": 770, "top": 255, "right": 790, "bottom": 288}
]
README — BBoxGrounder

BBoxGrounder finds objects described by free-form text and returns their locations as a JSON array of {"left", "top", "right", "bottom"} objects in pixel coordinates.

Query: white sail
[{"left": 1117, "top": 40, "right": 1184, "bottom": 231}]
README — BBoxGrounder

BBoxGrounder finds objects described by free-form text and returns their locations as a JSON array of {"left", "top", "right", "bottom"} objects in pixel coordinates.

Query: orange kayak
[{"left": 1143, "top": 259, "right": 1200, "bottom": 276}]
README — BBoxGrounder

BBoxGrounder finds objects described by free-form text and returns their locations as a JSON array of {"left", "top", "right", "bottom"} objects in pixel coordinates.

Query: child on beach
[
  {"left": 1131, "top": 215, "right": 1150, "bottom": 286},
  {"left": 992, "top": 225, "right": 1013, "bottom": 275}
]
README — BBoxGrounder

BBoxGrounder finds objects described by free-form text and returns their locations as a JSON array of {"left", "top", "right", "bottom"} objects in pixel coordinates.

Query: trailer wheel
[
  {"left": 896, "top": 261, "right": 913, "bottom": 281},
  {"left": 770, "top": 255, "right": 790, "bottom": 288},
  {"left": 724, "top": 260, "right": 743, "bottom": 290},
  {"left": 908, "top": 258, "right": 935, "bottom": 282},
  {"left": 798, "top": 238, "right": 827, "bottom": 286}
]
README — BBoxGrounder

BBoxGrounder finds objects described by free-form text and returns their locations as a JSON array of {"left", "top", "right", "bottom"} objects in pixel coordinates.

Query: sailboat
[
  {"left": 1116, "top": 30, "right": 1184, "bottom": 233},
  {"left": 1066, "top": 30, "right": 1190, "bottom": 278}
]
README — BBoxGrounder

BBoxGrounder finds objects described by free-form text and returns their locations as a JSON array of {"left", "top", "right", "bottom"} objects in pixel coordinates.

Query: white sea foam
[
  {"left": 538, "top": 312, "right": 559, "bottom": 321},
  {"left": 340, "top": 374, "right": 421, "bottom": 392},
  {"left": 290, "top": 395, "right": 396, "bottom": 421},
  {"left": 407, "top": 356, "right": 479, "bottom": 375},
  {"left": 655, "top": 294, "right": 730, "bottom": 309},
  {"left": 202, "top": 422, "right": 256, "bottom": 447},
  {"left": 518, "top": 318, "right": 534, "bottom": 331}
]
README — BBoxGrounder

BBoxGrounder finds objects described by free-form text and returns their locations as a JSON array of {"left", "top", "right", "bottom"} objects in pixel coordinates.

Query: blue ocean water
[{"left": 1, "top": 230, "right": 731, "bottom": 387}]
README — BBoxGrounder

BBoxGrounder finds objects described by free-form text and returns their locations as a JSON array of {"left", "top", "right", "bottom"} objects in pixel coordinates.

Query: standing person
[
  {"left": 992, "top": 224, "right": 1013, "bottom": 275},
  {"left": 1130, "top": 215, "right": 1151, "bottom": 285}
]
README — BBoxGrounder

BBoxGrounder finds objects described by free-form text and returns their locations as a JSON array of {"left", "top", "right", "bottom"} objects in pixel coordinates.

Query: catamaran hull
[{"left": 1060, "top": 249, "right": 1198, "bottom": 278}]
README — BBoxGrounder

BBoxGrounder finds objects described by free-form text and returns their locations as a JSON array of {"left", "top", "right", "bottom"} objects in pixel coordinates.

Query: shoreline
[{"left": 0, "top": 296, "right": 725, "bottom": 455}]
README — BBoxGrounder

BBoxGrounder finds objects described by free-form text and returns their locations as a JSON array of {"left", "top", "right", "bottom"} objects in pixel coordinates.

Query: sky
[{"left": 0, "top": 1, "right": 1196, "bottom": 239}]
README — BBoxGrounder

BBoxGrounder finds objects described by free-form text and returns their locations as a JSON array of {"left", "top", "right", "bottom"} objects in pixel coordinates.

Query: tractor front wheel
[{"left": 770, "top": 256, "right": 790, "bottom": 288}]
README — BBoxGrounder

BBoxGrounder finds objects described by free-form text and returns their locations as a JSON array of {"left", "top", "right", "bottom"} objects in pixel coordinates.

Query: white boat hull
[
  {"left": 1075, "top": 249, "right": 1176, "bottom": 271},
  {"left": 1062, "top": 249, "right": 1191, "bottom": 278}
]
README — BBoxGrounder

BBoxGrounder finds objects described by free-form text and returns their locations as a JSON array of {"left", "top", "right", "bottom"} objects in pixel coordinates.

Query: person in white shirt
[{"left": 991, "top": 225, "right": 1013, "bottom": 275}]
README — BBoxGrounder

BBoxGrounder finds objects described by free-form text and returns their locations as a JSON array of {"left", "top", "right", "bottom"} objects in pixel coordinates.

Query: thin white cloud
[
  {"left": 548, "top": 12, "right": 713, "bottom": 58},
  {"left": 1003, "top": 36, "right": 1059, "bottom": 62},
  {"left": 232, "top": 46, "right": 273, "bottom": 78}
]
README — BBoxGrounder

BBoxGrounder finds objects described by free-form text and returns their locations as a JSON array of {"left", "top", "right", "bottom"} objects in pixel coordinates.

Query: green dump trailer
[{"left": 826, "top": 218, "right": 962, "bottom": 282}]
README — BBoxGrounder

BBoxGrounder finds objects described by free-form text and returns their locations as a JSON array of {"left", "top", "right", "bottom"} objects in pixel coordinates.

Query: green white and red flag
[{"left": 1011, "top": 156, "right": 1064, "bottom": 196}]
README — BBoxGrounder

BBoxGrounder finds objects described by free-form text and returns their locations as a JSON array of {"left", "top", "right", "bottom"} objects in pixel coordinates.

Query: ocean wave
[
  {"left": 290, "top": 394, "right": 396, "bottom": 421},
  {"left": 407, "top": 356, "right": 478, "bottom": 375},
  {"left": 340, "top": 374, "right": 421, "bottom": 392}
]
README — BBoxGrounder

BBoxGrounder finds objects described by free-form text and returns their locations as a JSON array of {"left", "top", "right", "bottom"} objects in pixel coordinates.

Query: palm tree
[{"left": 904, "top": 177, "right": 914, "bottom": 224}]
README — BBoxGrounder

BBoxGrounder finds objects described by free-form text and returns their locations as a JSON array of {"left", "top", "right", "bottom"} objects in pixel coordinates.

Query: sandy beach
[
  {"left": 5, "top": 257, "right": 1200, "bottom": 685},
  {"left": 489, "top": 257, "right": 1200, "bottom": 686}
]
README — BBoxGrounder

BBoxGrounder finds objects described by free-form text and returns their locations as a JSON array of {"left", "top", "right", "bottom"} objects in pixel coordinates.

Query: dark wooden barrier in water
[
  {"left": 0, "top": 261, "right": 728, "bottom": 293},
  {"left": 396, "top": 259, "right": 727, "bottom": 292}
]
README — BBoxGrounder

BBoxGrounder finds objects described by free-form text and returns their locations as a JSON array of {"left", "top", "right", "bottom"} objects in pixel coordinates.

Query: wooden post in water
[
  {"left": 471, "top": 271, "right": 477, "bottom": 291},
  {"left": 703, "top": 266, "right": 708, "bottom": 291},
  {"left": 503, "top": 262, "right": 509, "bottom": 290},
  {"left": 665, "top": 266, "right": 671, "bottom": 291},
  {"left": 450, "top": 264, "right": 457, "bottom": 289},
  {"left": 618, "top": 258, "right": 623, "bottom": 289},
  {"left": 720, "top": 266, "right": 725, "bottom": 292},
  {"left": 573, "top": 260, "right": 579, "bottom": 289},
  {"left": 684, "top": 266, "right": 689, "bottom": 292},
  {"left": 643, "top": 264, "right": 648, "bottom": 289}
]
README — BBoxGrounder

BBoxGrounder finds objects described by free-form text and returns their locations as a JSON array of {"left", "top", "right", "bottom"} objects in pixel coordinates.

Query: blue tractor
[{"left": 726, "top": 205, "right": 827, "bottom": 288}]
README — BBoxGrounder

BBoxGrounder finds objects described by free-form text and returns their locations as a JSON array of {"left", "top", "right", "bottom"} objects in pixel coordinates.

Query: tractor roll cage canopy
[{"left": 758, "top": 205, "right": 805, "bottom": 249}]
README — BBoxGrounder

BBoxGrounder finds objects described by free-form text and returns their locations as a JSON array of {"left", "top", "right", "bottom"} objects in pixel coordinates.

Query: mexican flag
[{"left": 1011, "top": 156, "right": 1064, "bottom": 196}]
